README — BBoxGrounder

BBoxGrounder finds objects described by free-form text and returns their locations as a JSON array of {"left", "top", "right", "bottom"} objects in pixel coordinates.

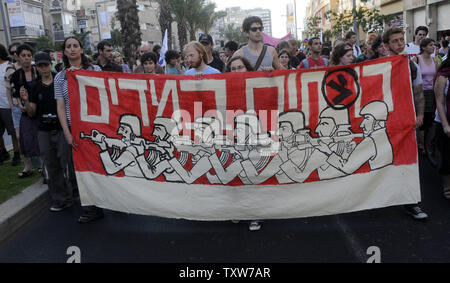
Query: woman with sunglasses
[{"left": 54, "top": 36, "right": 104, "bottom": 223}]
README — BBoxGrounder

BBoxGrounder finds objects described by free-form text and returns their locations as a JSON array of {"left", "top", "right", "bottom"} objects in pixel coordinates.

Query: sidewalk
[{"left": 0, "top": 179, "right": 49, "bottom": 243}]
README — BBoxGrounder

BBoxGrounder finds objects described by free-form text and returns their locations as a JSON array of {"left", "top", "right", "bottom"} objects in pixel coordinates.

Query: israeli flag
[{"left": 158, "top": 29, "right": 168, "bottom": 67}]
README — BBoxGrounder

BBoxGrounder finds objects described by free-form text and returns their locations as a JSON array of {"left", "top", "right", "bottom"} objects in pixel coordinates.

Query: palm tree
[
  {"left": 185, "top": 0, "right": 203, "bottom": 41},
  {"left": 156, "top": 0, "right": 173, "bottom": 48},
  {"left": 116, "top": 0, "right": 142, "bottom": 68},
  {"left": 196, "top": 3, "right": 226, "bottom": 34},
  {"left": 170, "top": 0, "right": 190, "bottom": 50}
]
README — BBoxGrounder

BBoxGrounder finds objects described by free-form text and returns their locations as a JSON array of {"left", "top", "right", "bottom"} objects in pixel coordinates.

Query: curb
[{"left": 0, "top": 179, "right": 50, "bottom": 244}]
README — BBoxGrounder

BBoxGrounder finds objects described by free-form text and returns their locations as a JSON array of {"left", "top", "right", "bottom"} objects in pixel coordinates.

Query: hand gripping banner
[{"left": 67, "top": 55, "right": 421, "bottom": 220}]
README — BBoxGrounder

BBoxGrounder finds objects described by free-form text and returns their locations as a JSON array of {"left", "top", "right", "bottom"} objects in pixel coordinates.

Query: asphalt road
[{"left": 0, "top": 155, "right": 449, "bottom": 263}]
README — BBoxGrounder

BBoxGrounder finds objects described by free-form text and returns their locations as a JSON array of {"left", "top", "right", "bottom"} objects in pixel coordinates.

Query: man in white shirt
[
  {"left": 405, "top": 26, "right": 428, "bottom": 57},
  {"left": 346, "top": 31, "right": 361, "bottom": 58}
]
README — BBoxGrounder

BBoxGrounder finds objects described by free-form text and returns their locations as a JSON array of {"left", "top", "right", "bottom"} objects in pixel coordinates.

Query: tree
[
  {"left": 116, "top": 0, "right": 142, "bottom": 68},
  {"left": 71, "top": 30, "right": 92, "bottom": 51},
  {"left": 110, "top": 17, "right": 123, "bottom": 50},
  {"left": 35, "top": 36, "right": 56, "bottom": 52},
  {"left": 156, "top": 0, "right": 173, "bottom": 49},
  {"left": 185, "top": 0, "right": 203, "bottom": 41},
  {"left": 196, "top": 3, "right": 226, "bottom": 34},
  {"left": 170, "top": 0, "right": 190, "bottom": 50},
  {"left": 219, "top": 23, "right": 247, "bottom": 44},
  {"left": 304, "top": 16, "right": 322, "bottom": 38},
  {"left": 326, "top": 5, "right": 393, "bottom": 39}
]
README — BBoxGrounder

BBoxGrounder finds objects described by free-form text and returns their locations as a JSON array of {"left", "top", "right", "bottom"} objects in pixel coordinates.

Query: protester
[
  {"left": 433, "top": 56, "right": 450, "bottom": 199},
  {"left": 330, "top": 43, "right": 354, "bottom": 66},
  {"left": 140, "top": 52, "right": 158, "bottom": 74},
  {"left": 95, "top": 40, "right": 122, "bottom": 72},
  {"left": 21, "top": 52, "right": 72, "bottom": 211},
  {"left": 405, "top": 26, "right": 429, "bottom": 57},
  {"left": 439, "top": 40, "right": 449, "bottom": 58},
  {"left": 383, "top": 27, "right": 428, "bottom": 220},
  {"left": 224, "top": 40, "right": 238, "bottom": 60},
  {"left": 199, "top": 33, "right": 224, "bottom": 72},
  {"left": 298, "top": 37, "right": 329, "bottom": 69},
  {"left": 0, "top": 44, "right": 19, "bottom": 165},
  {"left": 184, "top": 41, "right": 220, "bottom": 76},
  {"left": 5, "top": 43, "right": 22, "bottom": 166},
  {"left": 278, "top": 50, "right": 295, "bottom": 70},
  {"left": 164, "top": 50, "right": 186, "bottom": 75},
  {"left": 54, "top": 36, "right": 104, "bottom": 223},
  {"left": 320, "top": 47, "right": 330, "bottom": 61},
  {"left": 153, "top": 44, "right": 161, "bottom": 59},
  {"left": 232, "top": 16, "right": 281, "bottom": 71},
  {"left": 113, "top": 51, "right": 131, "bottom": 73},
  {"left": 346, "top": 31, "right": 362, "bottom": 58},
  {"left": 219, "top": 51, "right": 227, "bottom": 64},
  {"left": 369, "top": 35, "right": 388, "bottom": 59},
  {"left": 10, "top": 44, "right": 42, "bottom": 178},
  {"left": 225, "top": 56, "right": 254, "bottom": 73},
  {"left": 412, "top": 38, "right": 437, "bottom": 155},
  {"left": 134, "top": 43, "right": 164, "bottom": 74},
  {"left": 287, "top": 39, "right": 302, "bottom": 68}
]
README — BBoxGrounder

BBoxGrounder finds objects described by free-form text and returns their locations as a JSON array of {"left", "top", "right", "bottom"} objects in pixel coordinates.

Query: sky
[{"left": 213, "top": 0, "right": 306, "bottom": 38}]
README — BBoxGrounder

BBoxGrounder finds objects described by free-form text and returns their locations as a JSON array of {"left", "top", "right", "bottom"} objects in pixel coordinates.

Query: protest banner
[{"left": 67, "top": 55, "right": 420, "bottom": 220}]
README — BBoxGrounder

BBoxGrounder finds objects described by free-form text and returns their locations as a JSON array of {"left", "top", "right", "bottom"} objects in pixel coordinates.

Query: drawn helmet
[
  {"left": 153, "top": 117, "right": 179, "bottom": 136},
  {"left": 194, "top": 116, "right": 221, "bottom": 136},
  {"left": 319, "top": 107, "right": 350, "bottom": 126},
  {"left": 234, "top": 113, "right": 263, "bottom": 135},
  {"left": 278, "top": 110, "right": 305, "bottom": 133},
  {"left": 119, "top": 114, "right": 141, "bottom": 136},
  {"left": 360, "top": 101, "right": 388, "bottom": 121}
]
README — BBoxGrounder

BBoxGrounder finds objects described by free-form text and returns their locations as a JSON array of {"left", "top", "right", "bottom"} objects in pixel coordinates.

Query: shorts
[
  {"left": 0, "top": 108, "right": 15, "bottom": 136},
  {"left": 12, "top": 106, "right": 21, "bottom": 129}
]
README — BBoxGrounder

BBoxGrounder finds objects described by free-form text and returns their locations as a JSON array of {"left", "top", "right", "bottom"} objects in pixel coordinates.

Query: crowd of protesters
[{"left": 1, "top": 15, "right": 450, "bottom": 230}]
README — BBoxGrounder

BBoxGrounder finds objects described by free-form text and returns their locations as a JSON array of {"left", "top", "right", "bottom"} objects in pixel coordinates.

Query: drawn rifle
[
  {"left": 295, "top": 132, "right": 364, "bottom": 151},
  {"left": 80, "top": 130, "right": 127, "bottom": 150}
]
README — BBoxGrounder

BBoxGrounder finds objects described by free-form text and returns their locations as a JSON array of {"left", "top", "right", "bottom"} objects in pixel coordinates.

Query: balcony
[{"left": 10, "top": 26, "right": 44, "bottom": 38}]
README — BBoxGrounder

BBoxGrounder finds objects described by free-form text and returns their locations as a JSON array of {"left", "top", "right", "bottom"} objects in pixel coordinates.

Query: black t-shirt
[
  {"left": 208, "top": 55, "right": 224, "bottom": 73},
  {"left": 296, "top": 52, "right": 306, "bottom": 63},
  {"left": 95, "top": 61, "right": 123, "bottom": 73},
  {"left": 29, "top": 75, "right": 60, "bottom": 131},
  {"left": 290, "top": 56, "right": 301, "bottom": 69},
  {"left": 10, "top": 66, "right": 39, "bottom": 99}
]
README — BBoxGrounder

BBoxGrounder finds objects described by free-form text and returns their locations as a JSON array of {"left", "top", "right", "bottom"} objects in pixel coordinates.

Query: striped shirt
[{"left": 54, "top": 65, "right": 101, "bottom": 126}]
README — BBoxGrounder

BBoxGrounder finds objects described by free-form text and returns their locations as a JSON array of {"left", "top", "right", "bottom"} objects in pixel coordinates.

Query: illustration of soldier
[
  {"left": 80, "top": 114, "right": 148, "bottom": 178},
  {"left": 134, "top": 117, "right": 183, "bottom": 182},
  {"left": 315, "top": 101, "right": 393, "bottom": 174},
  {"left": 279, "top": 106, "right": 361, "bottom": 182},
  {"left": 168, "top": 116, "right": 232, "bottom": 184},
  {"left": 242, "top": 110, "right": 314, "bottom": 184},
  {"left": 208, "top": 113, "right": 273, "bottom": 185}
]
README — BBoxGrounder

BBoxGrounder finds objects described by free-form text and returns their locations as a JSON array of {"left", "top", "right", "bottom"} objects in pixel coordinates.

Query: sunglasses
[{"left": 250, "top": 26, "right": 264, "bottom": 32}]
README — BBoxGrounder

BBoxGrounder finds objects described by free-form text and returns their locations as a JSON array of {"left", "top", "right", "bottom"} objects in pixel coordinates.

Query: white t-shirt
[
  {"left": 412, "top": 61, "right": 422, "bottom": 87},
  {"left": 185, "top": 66, "right": 220, "bottom": 76},
  {"left": 0, "top": 61, "right": 10, "bottom": 109},
  {"left": 405, "top": 42, "right": 420, "bottom": 56}
]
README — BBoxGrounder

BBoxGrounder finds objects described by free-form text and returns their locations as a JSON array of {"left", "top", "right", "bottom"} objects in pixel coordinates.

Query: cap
[
  {"left": 35, "top": 52, "right": 52, "bottom": 65},
  {"left": 199, "top": 34, "right": 213, "bottom": 45}
]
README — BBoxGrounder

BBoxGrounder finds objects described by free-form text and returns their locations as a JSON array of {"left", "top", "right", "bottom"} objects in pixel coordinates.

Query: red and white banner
[{"left": 67, "top": 55, "right": 420, "bottom": 220}]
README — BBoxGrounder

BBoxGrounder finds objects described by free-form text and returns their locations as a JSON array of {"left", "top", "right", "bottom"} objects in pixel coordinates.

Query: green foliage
[
  {"left": 116, "top": 0, "right": 142, "bottom": 67},
  {"left": 35, "top": 36, "right": 57, "bottom": 52},
  {"left": 110, "top": 18, "right": 123, "bottom": 50},
  {"left": 304, "top": 16, "right": 322, "bottom": 38},
  {"left": 219, "top": 23, "right": 247, "bottom": 44}
]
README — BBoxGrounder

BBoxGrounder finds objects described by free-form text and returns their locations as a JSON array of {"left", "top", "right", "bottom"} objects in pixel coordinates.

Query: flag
[{"left": 158, "top": 29, "right": 168, "bottom": 67}]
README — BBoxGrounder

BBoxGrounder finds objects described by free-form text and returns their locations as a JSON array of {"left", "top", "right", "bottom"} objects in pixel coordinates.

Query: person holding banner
[
  {"left": 330, "top": 43, "right": 355, "bottom": 66},
  {"left": 232, "top": 16, "right": 282, "bottom": 71},
  {"left": 382, "top": 27, "right": 428, "bottom": 220},
  {"left": 54, "top": 36, "right": 104, "bottom": 224},
  {"left": 298, "top": 37, "right": 329, "bottom": 69},
  {"left": 140, "top": 52, "right": 158, "bottom": 74},
  {"left": 184, "top": 42, "right": 221, "bottom": 76}
]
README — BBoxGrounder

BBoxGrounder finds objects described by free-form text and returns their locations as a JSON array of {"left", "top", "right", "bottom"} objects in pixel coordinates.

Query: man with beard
[
  {"left": 94, "top": 40, "right": 122, "bottom": 72},
  {"left": 184, "top": 42, "right": 220, "bottom": 76},
  {"left": 199, "top": 34, "right": 224, "bottom": 73}
]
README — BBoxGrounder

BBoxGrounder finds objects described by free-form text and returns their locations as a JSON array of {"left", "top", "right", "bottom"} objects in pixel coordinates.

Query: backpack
[{"left": 301, "top": 57, "right": 328, "bottom": 69}]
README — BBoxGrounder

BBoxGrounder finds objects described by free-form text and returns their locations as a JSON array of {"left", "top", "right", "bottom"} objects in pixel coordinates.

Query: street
[{"left": 0, "top": 155, "right": 449, "bottom": 263}]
